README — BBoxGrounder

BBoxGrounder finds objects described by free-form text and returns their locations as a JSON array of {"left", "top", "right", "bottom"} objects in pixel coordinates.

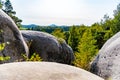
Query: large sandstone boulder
[
  {"left": 0, "top": 62, "right": 104, "bottom": 80},
  {"left": 0, "top": 9, "right": 29, "bottom": 63},
  {"left": 21, "top": 30, "right": 74, "bottom": 64},
  {"left": 90, "top": 32, "right": 120, "bottom": 80}
]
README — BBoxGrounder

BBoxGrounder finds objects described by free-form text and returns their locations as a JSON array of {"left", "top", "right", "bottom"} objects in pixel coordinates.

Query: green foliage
[
  {"left": 52, "top": 28, "right": 66, "bottom": 39},
  {"left": 68, "top": 26, "right": 80, "bottom": 51},
  {"left": 22, "top": 53, "right": 42, "bottom": 61},
  {"left": 74, "top": 52, "right": 90, "bottom": 69},
  {"left": 64, "top": 31, "right": 70, "bottom": 43},
  {"left": 0, "top": 43, "right": 5, "bottom": 51},
  {"left": 109, "top": 3, "right": 120, "bottom": 34},
  {"left": 91, "top": 24, "right": 105, "bottom": 49},
  {"left": 2, "top": 0, "right": 22, "bottom": 28},
  {"left": 73, "top": 29, "right": 98, "bottom": 70},
  {"left": 0, "top": 56, "right": 10, "bottom": 61},
  {"left": 0, "top": 43, "right": 10, "bottom": 61},
  {"left": 57, "top": 38, "right": 65, "bottom": 44},
  {"left": 68, "top": 25, "right": 87, "bottom": 52},
  {"left": 4, "top": 0, "right": 13, "bottom": 14},
  {"left": 19, "top": 27, "right": 28, "bottom": 30},
  {"left": 31, "top": 26, "right": 70, "bottom": 34}
]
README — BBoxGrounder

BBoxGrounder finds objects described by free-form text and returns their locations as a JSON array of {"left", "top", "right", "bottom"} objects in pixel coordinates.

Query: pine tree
[
  {"left": 74, "top": 29, "right": 98, "bottom": 70},
  {"left": 3, "top": 0, "right": 22, "bottom": 28},
  {"left": 68, "top": 26, "right": 80, "bottom": 51},
  {"left": 4, "top": 0, "right": 14, "bottom": 14}
]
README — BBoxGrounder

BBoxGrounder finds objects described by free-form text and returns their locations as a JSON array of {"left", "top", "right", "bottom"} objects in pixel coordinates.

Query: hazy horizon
[{"left": 10, "top": 0, "right": 119, "bottom": 26}]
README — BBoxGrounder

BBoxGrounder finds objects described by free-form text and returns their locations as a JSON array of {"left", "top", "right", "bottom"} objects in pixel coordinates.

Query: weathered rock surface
[
  {"left": 0, "top": 9, "right": 29, "bottom": 63},
  {"left": 21, "top": 30, "right": 74, "bottom": 64},
  {"left": 0, "top": 62, "right": 104, "bottom": 80},
  {"left": 90, "top": 32, "right": 120, "bottom": 80}
]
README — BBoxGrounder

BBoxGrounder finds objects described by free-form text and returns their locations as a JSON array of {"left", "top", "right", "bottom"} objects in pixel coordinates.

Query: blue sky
[{"left": 10, "top": 0, "right": 119, "bottom": 26}]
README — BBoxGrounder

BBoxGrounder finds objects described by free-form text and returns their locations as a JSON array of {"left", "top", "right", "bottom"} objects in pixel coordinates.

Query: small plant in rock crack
[
  {"left": 22, "top": 53, "right": 42, "bottom": 61},
  {"left": 0, "top": 43, "right": 10, "bottom": 61}
]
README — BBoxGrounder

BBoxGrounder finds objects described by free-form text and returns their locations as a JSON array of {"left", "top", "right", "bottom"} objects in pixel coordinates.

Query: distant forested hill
[
  {"left": 22, "top": 24, "right": 70, "bottom": 33},
  {"left": 22, "top": 24, "right": 38, "bottom": 29}
]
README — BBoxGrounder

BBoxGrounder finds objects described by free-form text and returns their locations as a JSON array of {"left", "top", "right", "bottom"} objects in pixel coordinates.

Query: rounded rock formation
[
  {"left": 0, "top": 9, "right": 29, "bottom": 63},
  {"left": 0, "top": 62, "right": 104, "bottom": 80},
  {"left": 90, "top": 32, "right": 120, "bottom": 80},
  {"left": 21, "top": 30, "right": 74, "bottom": 64}
]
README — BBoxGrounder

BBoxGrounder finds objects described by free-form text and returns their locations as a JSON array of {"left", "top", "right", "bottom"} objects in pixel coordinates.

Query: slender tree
[
  {"left": 4, "top": 0, "right": 14, "bottom": 14},
  {"left": 3, "top": 0, "right": 22, "bottom": 28},
  {"left": 68, "top": 26, "right": 80, "bottom": 52},
  {"left": 74, "top": 29, "right": 98, "bottom": 70}
]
